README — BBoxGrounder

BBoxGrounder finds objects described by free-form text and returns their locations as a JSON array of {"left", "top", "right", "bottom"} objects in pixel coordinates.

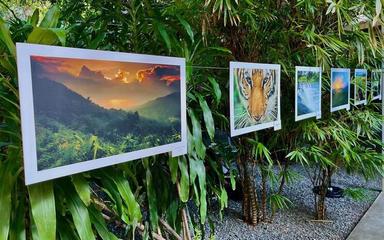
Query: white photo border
[
  {"left": 353, "top": 69, "right": 368, "bottom": 106},
  {"left": 330, "top": 68, "right": 351, "bottom": 112},
  {"left": 371, "top": 69, "right": 382, "bottom": 101},
  {"left": 295, "top": 66, "right": 322, "bottom": 122},
  {"left": 229, "top": 61, "right": 281, "bottom": 137},
  {"left": 17, "top": 43, "right": 187, "bottom": 185}
]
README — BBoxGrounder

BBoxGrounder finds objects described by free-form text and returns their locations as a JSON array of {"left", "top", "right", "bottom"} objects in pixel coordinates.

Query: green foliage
[{"left": 0, "top": 0, "right": 383, "bottom": 238}]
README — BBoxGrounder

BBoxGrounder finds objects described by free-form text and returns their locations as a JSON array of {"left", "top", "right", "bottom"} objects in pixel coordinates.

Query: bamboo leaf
[{"left": 28, "top": 182, "right": 56, "bottom": 240}]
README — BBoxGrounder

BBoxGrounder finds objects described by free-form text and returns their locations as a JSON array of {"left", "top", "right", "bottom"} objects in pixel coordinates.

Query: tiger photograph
[{"left": 230, "top": 62, "right": 281, "bottom": 136}]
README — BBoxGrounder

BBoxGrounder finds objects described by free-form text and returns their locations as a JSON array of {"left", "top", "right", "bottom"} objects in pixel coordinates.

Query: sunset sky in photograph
[{"left": 31, "top": 56, "right": 181, "bottom": 109}]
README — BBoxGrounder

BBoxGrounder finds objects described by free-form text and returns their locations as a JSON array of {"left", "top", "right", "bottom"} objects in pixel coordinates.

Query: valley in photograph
[
  {"left": 31, "top": 56, "right": 182, "bottom": 170},
  {"left": 297, "top": 70, "right": 320, "bottom": 115},
  {"left": 332, "top": 71, "right": 349, "bottom": 108}
]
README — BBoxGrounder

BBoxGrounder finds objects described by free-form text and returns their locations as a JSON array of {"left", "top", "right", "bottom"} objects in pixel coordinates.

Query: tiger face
[{"left": 237, "top": 68, "right": 276, "bottom": 123}]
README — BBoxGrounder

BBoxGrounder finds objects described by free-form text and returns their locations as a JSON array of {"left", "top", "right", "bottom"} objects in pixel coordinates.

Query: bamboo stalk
[{"left": 159, "top": 219, "right": 182, "bottom": 240}]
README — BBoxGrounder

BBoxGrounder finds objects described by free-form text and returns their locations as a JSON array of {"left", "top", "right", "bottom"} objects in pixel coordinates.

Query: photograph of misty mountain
[{"left": 31, "top": 56, "right": 182, "bottom": 170}]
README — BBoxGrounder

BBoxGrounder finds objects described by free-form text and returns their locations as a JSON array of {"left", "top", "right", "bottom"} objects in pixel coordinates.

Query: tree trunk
[{"left": 315, "top": 169, "right": 329, "bottom": 220}]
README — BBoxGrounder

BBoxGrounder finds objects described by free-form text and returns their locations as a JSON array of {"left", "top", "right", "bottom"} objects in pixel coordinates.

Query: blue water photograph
[{"left": 297, "top": 70, "right": 321, "bottom": 116}]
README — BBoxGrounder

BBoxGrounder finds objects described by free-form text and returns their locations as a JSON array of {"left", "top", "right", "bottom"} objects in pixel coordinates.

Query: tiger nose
[{"left": 252, "top": 115, "right": 262, "bottom": 121}]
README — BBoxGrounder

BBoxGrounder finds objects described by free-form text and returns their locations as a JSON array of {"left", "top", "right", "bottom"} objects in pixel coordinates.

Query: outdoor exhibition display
[
  {"left": 17, "top": 43, "right": 187, "bottom": 185},
  {"left": 16, "top": 44, "right": 383, "bottom": 184}
]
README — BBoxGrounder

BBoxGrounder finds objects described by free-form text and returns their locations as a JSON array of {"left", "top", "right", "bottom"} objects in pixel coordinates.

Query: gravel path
[{"left": 211, "top": 165, "right": 381, "bottom": 240}]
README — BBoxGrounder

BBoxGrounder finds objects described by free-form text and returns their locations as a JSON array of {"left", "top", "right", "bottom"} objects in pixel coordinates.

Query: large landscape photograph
[
  {"left": 296, "top": 67, "right": 321, "bottom": 121},
  {"left": 331, "top": 69, "right": 350, "bottom": 111},
  {"left": 31, "top": 56, "right": 182, "bottom": 170},
  {"left": 233, "top": 67, "right": 278, "bottom": 131}
]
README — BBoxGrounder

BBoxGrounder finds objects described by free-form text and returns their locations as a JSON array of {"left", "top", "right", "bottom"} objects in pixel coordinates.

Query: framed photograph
[
  {"left": 371, "top": 69, "right": 382, "bottom": 101},
  {"left": 353, "top": 69, "right": 368, "bottom": 106},
  {"left": 331, "top": 68, "right": 350, "bottom": 112},
  {"left": 230, "top": 62, "right": 281, "bottom": 137},
  {"left": 295, "top": 66, "right": 322, "bottom": 121},
  {"left": 17, "top": 43, "right": 187, "bottom": 185}
]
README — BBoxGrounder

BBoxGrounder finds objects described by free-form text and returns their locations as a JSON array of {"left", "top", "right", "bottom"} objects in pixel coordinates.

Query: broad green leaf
[
  {"left": 0, "top": 162, "right": 15, "bottom": 240},
  {"left": 66, "top": 188, "right": 95, "bottom": 240},
  {"left": 113, "top": 175, "right": 142, "bottom": 225},
  {"left": 198, "top": 95, "right": 215, "bottom": 140},
  {"left": 176, "top": 15, "right": 194, "bottom": 43},
  {"left": 27, "top": 27, "right": 60, "bottom": 45},
  {"left": 168, "top": 156, "right": 178, "bottom": 184},
  {"left": 208, "top": 77, "right": 222, "bottom": 105},
  {"left": 154, "top": 21, "right": 171, "bottom": 52},
  {"left": 40, "top": 5, "right": 60, "bottom": 28},
  {"left": 28, "top": 182, "right": 56, "bottom": 240},
  {"left": 0, "top": 19, "right": 16, "bottom": 58},
  {"left": 30, "top": 9, "right": 39, "bottom": 26},
  {"left": 89, "top": 206, "right": 118, "bottom": 240},
  {"left": 178, "top": 157, "right": 190, "bottom": 202},
  {"left": 72, "top": 175, "right": 91, "bottom": 206},
  {"left": 146, "top": 167, "right": 159, "bottom": 230},
  {"left": 188, "top": 109, "right": 206, "bottom": 159}
]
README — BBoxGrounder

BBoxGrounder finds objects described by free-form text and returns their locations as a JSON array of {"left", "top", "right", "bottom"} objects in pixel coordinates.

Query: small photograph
[
  {"left": 354, "top": 69, "right": 368, "bottom": 105},
  {"left": 331, "top": 68, "right": 350, "bottom": 112},
  {"left": 295, "top": 66, "right": 322, "bottom": 121},
  {"left": 17, "top": 43, "right": 187, "bottom": 184},
  {"left": 230, "top": 62, "right": 281, "bottom": 137},
  {"left": 371, "top": 70, "right": 382, "bottom": 101}
]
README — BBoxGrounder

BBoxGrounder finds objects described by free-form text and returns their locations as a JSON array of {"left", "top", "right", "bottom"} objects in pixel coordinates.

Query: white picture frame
[
  {"left": 229, "top": 61, "right": 281, "bottom": 137},
  {"left": 17, "top": 43, "right": 187, "bottom": 185},
  {"left": 295, "top": 66, "right": 322, "bottom": 122},
  {"left": 330, "top": 68, "right": 351, "bottom": 112},
  {"left": 353, "top": 69, "right": 368, "bottom": 106}
]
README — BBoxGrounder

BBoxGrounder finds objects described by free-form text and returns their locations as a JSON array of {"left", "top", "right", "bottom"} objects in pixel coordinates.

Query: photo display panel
[
  {"left": 331, "top": 68, "right": 351, "bottom": 112},
  {"left": 230, "top": 62, "right": 281, "bottom": 137},
  {"left": 371, "top": 69, "right": 382, "bottom": 101},
  {"left": 17, "top": 43, "right": 187, "bottom": 185},
  {"left": 295, "top": 66, "right": 322, "bottom": 121},
  {"left": 353, "top": 69, "right": 368, "bottom": 106}
]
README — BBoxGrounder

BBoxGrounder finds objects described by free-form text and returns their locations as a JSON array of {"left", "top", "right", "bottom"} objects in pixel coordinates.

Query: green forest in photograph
[{"left": 31, "top": 56, "right": 182, "bottom": 170}]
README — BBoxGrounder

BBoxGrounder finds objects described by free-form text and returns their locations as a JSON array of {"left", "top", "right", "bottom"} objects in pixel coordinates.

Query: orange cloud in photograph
[
  {"left": 332, "top": 77, "right": 346, "bottom": 92},
  {"left": 31, "top": 56, "right": 181, "bottom": 110}
]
